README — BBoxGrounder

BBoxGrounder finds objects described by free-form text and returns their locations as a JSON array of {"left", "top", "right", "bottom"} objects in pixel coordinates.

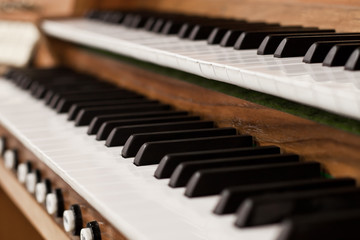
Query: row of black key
[
  {"left": 86, "top": 9, "right": 360, "bottom": 70},
  {"left": 4, "top": 67, "right": 360, "bottom": 240}
]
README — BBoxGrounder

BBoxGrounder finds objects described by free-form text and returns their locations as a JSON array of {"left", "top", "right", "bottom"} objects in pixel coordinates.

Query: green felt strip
[{"left": 81, "top": 46, "right": 360, "bottom": 136}]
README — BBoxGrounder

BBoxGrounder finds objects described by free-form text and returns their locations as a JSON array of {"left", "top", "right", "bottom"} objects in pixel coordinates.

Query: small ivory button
[
  {"left": 63, "top": 209, "right": 75, "bottom": 233},
  {"left": 26, "top": 172, "right": 37, "bottom": 193},
  {"left": 4, "top": 149, "right": 16, "bottom": 169},
  {"left": 35, "top": 182, "right": 47, "bottom": 203},
  {"left": 17, "top": 163, "right": 28, "bottom": 183},
  {"left": 80, "top": 228, "right": 94, "bottom": 240},
  {"left": 46, "top": 192, "right": 58, "bottom": 215}
]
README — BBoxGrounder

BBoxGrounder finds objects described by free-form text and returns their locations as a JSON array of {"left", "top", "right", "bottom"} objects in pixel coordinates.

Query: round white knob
[
  {"left": 80, "top": 228, "right": 94, "bottom": 240},
  {"left": 35, "top": 182, "right": 47, "bottom": 203},
  {"left": 4, "top": 149, "right": 16, "bottom": 169},
  {"left": 17, "top": 163, "right": 28, "bottom": 183},
  {"left": 26, "top": 172, "right": 37, "bottom": 193},
  {"left": 46, "top": 193, "right": 58, "bottom": 215},
  {"left": 63, "top": 209, "right": 75, "bottom": 233}
]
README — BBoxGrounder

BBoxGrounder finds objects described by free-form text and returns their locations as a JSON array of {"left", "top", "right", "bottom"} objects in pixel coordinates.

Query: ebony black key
[
  {"left": 214, "top": 177, "right": 355, "bottom": 214},
  {"left": 161, "top": 20, "right": 185, "bottom": 35},
  {"left": 68, "top": 99, "right": 156, "bottom": 120},
  {"left": 122, "top": 128, "right": 237, "bottom": 158},
  {"left": 96, "top": 115, "right": 200, "bottom": 140},
  {"left": 154, "top": 146, "right": 280, "bottom": 179},
  {"left": 257, "top": 30, "right": 337, "bottom": 55},
  {"left": 129, "top": 14, "right": 150, "bottom": 28},
  {"left": 235, "top": 187, "right": 360, "bottom": 227},
  {"left": 106, "top": 121, "right": 214, "bottom": 147},
  {"left": 185, "top": 162, "right": 321, "bottom": 197},
  {"left": 133, "top": 135, "right": 253, "bottom": 166},
  {"left": 169, "top": 154, "right": 299, "bottom": 188},
  {"left": 122, "top": 13, "right": 136, "bottom": 27},
  {"left": 277, "top": 209, "right": 360, "bottom": 240},
  {"left": 87, "top": 111, "right": 188, "bottom": 135},
  {"left": 32, "top": 81, "right": 105, "bottom": 99},
  {"left": 56, "top": 92, "right": 145, "bottom": 113},
  {"left": 274, "top": 34, "right": 360, "bottom": 58},
  {"left": 323, "top": 43, "right": 360, "bottom": 66},
  {"left": 207, "top": 23, "right": 269, "bottom": 45},
  {"left": 75, "top": 104, "right": 170, "bottom": 126},
  {"left": 219, "top": 24, "right": 282, "bottom": 47},
  {"left": 233, "top": 28, "right": 328, "bottom": 50},
  {"left": 152, "top": 18, "right": 167, "bottom": 32},
  {"left": 303, "top": 40, "right": 360, "bottom": 63},
  {"left": 50, "top": 89, "right": 137, "bottom": 109},
  {"left": 345, "top": 47, "right": 360, "bottom": 70}
]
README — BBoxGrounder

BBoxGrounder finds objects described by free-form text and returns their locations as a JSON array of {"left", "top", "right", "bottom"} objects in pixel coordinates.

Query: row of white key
[
  {"left": 42, "top": 19, "right": 360, "bottom": 120},
  {"left": 0, "top": 78, "right": 282, "bottom": 239}
]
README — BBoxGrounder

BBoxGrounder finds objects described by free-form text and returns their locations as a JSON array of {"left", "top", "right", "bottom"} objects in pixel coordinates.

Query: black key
[
  {"left": 144, "top": 17, "right": 158, "bottom": 31},
  {"left": 96, "top": 115, "right": 200, "bottom": 140},
  {"left": 235, "top": 187, "right": 360, "bottom": 227},
  {"left": 152, "top": 18, "right": 167, "bottom": 32},
  {"left": 33, "top": 81, "right": 105, "bottom": 99},
  {"left": 103, "top": 11, "right": 124, "bottom": 24},
  {"left": 323, "top": 43, "right": 360, "bottom": 67},
  {"left": 161, "top": 20, "right": 184, "bottom": 35},
  {"left": 55, "top": 91, "right": 141, "bottom": 112},
  {"left": 130, "top": 14, "right": 150, "bottom": 28},
  {"left": 106, "top": 121, "right": 214, "bottom": 147},
  {"left": 233, "top": 28, "right": 326, "bottom": 50},
  {"left": 185, "top": 162, "right": 321, "bottom": 197},
  {"left": 155, "top": 146, "right": 280, "bottom": 179},
  {"left": 214, "top": 177, "right": 355, "bottom": 214},
  {"left": 345, "top": 47, "right": 360, "bottom": 70},
  {"left": 68, "top": 99, "right": 155, "bottom": 120},
  {"left": 50, "top": 89, "right": 136, "bottom": 109},
  {"left": 257, "top": 30, "right": 337, "bottom": 55},
  {"left": 274, "top": 34, "right": 360, "bottom": 58},
  {"left": 219, "top": 24, "right": 281, "bottom": 47},
  {"left": 122, "top": 13, "right": 136, "bottom": 27},
  {"left": 169, "top": 154, "right": 299, "bottom": 188},
  {"left": 122, "top": 128, "right": 237, "bottom": 158},
  {"left": 277, "top": 209, "right": 360, "bottom": 240},
  {"left": 75, "top": 104, "right": 170, "bottom": 126},
  {"left": 87, "top": 111, "right": 188, "bottom": 135},
  {"left": 207, "top": 23, "right": 269, "bottom": 45},
  {"left": 303, "top": 40, "right": 360, "bottom": 63},
  {"left": 134, "top": 135, "right": 253, "bottom": 166}
]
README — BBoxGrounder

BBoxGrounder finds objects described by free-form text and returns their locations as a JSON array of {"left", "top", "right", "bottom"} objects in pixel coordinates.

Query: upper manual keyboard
[{"left": 42, "top": 10, "right": 360, "bottom": 121}]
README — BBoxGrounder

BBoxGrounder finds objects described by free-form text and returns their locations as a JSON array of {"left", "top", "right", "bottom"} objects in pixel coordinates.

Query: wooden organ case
[{"left": 0, "top": 0, "right": 360, "bottom": 239}]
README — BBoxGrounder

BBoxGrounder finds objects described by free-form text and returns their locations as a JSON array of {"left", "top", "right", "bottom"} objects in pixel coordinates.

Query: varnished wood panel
[
  {"left": 0, "top": 187, "right": 44, "bottom": 240},
  {"left": 0, "top": 125, "right": 127, "bottom": 240},
  {"left": 50, "top": 40, "right": 360, "bottom": 183}
]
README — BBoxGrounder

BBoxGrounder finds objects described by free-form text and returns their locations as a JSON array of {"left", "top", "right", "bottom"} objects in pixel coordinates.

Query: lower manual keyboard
[{"left": 0, "top": 78, "right": 281, "bottom": 239}]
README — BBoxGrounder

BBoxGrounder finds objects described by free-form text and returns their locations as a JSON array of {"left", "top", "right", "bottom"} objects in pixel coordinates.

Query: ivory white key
[
  {"left": 0, "top": 78, "right": 283, "bottom": 240},
  {"left": 42, "top": 19, "right": 360, "bottom": 120}
]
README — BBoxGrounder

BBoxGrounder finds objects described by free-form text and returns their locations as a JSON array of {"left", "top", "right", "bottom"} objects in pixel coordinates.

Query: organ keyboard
[{"left": 1, "top": 1, "right": 360, "bottom": 240}]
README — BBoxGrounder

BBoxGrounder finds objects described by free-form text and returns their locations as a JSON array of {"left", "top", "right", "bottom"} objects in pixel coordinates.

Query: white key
[{"left": 41, "top": 19, "right": 360, "bottom": 121}]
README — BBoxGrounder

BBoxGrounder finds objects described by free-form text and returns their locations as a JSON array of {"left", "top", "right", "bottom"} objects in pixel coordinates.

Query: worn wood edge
[
  {"left": 49, "top": 41, "right": 360, "bottom": 183},
  {"left": 0, "top": 124, "right": 128, "bottom": 240},
  {"left": 0, "top": 159, "right": 68, "bottom": 240}
]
